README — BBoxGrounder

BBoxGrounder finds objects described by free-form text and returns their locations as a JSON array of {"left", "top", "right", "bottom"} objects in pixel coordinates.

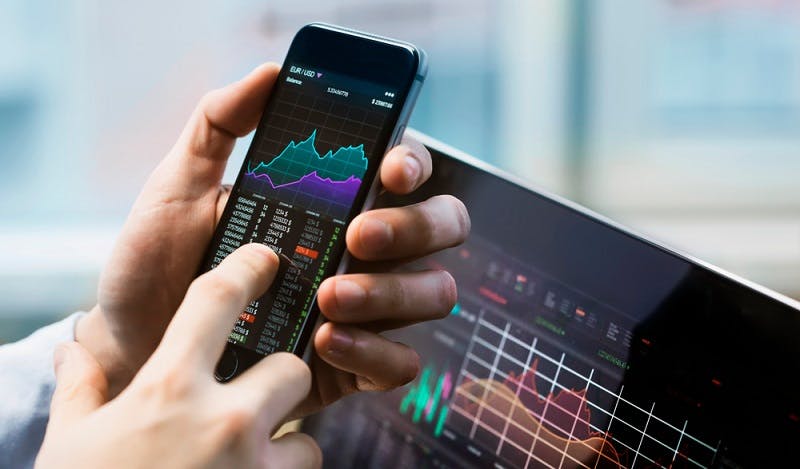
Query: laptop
[{"left": 301, "top": 130, "right": 800, "bottom": 468}]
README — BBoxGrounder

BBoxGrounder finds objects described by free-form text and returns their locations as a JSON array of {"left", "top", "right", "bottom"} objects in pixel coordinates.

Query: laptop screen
[{"left": 301, "top": 138, "right": 800, "bottom": 468}]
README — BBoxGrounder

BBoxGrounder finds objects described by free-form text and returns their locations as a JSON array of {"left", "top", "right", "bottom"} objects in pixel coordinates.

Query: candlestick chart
[{"left": 399, "top": 365, "right": 454, "bottom": 438}]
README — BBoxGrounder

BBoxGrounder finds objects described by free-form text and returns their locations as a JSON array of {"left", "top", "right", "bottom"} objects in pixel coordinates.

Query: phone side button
[
  {"left": 214, "top": 348, "right": 239, "bottom": 383},
  {"left": 392, "top": 125, "right": 406, "bottom": 147}
]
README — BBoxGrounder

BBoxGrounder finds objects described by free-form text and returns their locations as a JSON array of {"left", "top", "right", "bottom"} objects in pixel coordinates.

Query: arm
[{"left": 0, "top": 313, "right": 84, "bottom": 469}]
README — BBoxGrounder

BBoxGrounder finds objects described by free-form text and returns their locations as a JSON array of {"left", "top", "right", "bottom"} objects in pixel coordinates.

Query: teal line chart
[{"left": 242, "top": 129, "right": 368, "bottom": 219}]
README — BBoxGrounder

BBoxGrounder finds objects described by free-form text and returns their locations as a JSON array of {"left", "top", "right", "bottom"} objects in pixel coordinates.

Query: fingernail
[
  {"left": 327, "top": 328, "right": 354, "bottom": 355},
  {"left": 335, "top": 280, "right": 366, "bottom": 312},
  {"left": 359, "top": 217, "right": 393, "bottom": 252},
  {"left": 404, "top": 155, "right": 421, "bottom": 187}
]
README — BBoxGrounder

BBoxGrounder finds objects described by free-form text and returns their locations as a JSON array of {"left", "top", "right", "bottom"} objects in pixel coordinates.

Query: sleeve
[{"left": 0, "top": 312, "right": 85, "bottom": 469}]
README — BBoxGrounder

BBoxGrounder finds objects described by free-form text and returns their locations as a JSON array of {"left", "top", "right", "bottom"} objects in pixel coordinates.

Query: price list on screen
[
  {"left": 210, "top": 192, "right": 343, "bottom": 354},
  {"left": 199, "top": 61, "right": 396, "bottom": 359}
]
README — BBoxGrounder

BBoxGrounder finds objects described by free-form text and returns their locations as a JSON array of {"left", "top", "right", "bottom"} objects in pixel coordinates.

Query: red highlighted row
[
  {"left": 295, "top": 245, "right": 319, "bottom": 259},
  {"left": 239, "top": 312, "right": 256, "bottom": 324}
]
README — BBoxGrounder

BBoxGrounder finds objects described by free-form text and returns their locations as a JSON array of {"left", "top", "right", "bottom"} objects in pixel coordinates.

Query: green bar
[
  {"left": 412, "top": 367, "right": 432, "bottom": 423},
  {"left": 426, "top": 373, "right": 445, "bottom": 423},
  {"left": 399, "top": 385, "right": 414, "bottom": 414},
  {"left": 434, "top": 407, "right": 448, "bottom": 437}
]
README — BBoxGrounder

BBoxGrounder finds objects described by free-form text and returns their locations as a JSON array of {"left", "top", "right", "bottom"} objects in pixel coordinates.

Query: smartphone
[{"left": 200, "top": 23, "right": 427, "bottom": 382}]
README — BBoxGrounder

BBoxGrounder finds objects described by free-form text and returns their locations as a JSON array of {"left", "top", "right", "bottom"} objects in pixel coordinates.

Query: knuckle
[
  {"left": 385, "top": 275, "right": 409, "bottom": 311},
  {"left": 198, "top": 89, "right": 222, "bottom": 110},
  {"left": 269, "top": 353, "right": 312, "bottom": 394},
  {"left": 356, "top": 375, "right": 386, "bottom": 392},
  {"left": 367, "top": 345, "right": 419, "bottom": 391},
  {"left": 53, "top": 370, "right": 107, "bottom": 408},
  {"left": 52, "top": 380, "right": 84, "bottom": 407},
  {"left": 195, "top": 91, "right": 222, "bottom": 124},
  {"left": 161, "top": 375, "right": 193, "bottom": 401},
  {"left": 413, "top": 200, "right": 438, "bottom": 247},
  {"left": 137, "top": 363, "right": 194, "bottom": 402},
  {"left": 328, "top": 375, "right": 359, "bottom": 402},
  {"left": 393, "top": 346, "right": 420, "bottom": 387},
  {"left": 219, "top": 403, "right": 257, "bottom": 436}
]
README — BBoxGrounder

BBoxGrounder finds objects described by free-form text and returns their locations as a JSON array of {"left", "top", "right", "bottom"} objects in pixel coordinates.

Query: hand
[
  {"left": 301, "top": 190, "right": 468, "bottom": 416},
  {"left": 36, "top": 244, "right": 321, "bottom": 469},
  {"left": 78, "top": 63, "right": 470, "bottom": 411}
]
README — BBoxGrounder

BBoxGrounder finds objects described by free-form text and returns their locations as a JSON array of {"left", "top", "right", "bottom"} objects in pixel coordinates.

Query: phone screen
[{"left": 201, "top": 26, "right": 422, "bottom": 373}]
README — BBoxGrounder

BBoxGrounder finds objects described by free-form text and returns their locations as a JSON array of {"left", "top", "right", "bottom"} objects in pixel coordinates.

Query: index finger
[
  {"left": 379, "top": 134, "right": 432, "bottom": 195},
  {"left": 156, "top": 243, "right": 280, "bottom": 370}
]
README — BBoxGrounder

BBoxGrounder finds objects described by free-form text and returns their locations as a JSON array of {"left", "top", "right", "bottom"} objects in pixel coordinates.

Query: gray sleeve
[{"left": 0, "top": 312, "right": 85, "bottom": 469}]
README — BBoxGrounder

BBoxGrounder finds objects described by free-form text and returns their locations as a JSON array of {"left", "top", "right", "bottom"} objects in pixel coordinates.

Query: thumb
[
  {"left": 163, "top": 62, "right": 281, "bottom": 198},
  {"left": 48, "top": 342, "right": 109, "bottom": 431}
]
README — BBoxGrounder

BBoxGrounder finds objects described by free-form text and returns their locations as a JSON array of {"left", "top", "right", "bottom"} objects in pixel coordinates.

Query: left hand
[{"left": 77, "top": 63, "right": 470, "bottom": 416}]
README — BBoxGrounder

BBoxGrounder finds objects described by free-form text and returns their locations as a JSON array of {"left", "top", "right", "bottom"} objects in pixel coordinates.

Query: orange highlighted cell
[
  {"left": 239, "top": 312, "right": 256, "bottom": 323},
  {"left": 295, "top": 245, "right": 319, "bottom": 259}
]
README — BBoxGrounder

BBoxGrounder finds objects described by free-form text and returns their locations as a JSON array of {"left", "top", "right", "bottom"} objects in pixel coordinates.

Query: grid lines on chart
[
  {"left": 445, "top": 305, "right": 720, "bottom": 469},
  {"left": 255, "top": 87, "right": 384, "bottom": 166},
  {"left": 248, "top": 87, "right": 386, "bottom": 217}
]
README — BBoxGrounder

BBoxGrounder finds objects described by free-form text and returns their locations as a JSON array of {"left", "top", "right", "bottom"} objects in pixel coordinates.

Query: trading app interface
[
  {"left": 202, "top": 64, "right": 398, "bottom": 355},
  {"left": 304, "top": 152, "right": 800, "bottom": 468}
]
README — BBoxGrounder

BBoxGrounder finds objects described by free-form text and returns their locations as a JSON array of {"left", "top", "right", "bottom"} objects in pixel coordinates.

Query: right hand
[{"left": 35, "top": 244, "right": 321, "bottom": 469}]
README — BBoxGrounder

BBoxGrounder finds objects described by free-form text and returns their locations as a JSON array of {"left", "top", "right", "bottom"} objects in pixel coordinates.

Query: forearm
[{"left": 0, "top": 312, "right": 84, "bottom": 469}]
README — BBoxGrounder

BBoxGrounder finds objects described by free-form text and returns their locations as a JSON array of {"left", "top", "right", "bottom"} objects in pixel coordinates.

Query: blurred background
[{"left": 1, "top": 0, "right": 799, "bottom": 343}]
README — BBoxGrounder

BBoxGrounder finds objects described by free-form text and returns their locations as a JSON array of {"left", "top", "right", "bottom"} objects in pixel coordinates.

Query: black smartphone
[{"left": 200, "top": 23, "right": 427, "bottom": 382}]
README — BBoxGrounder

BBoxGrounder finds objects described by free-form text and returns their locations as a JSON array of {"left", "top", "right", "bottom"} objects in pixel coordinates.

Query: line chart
[
  {"left": 247, "top": 129, "right": 367, "bottom": 185},
  {"left": 242, "top": 129, "right": 367, "bottom": 219},
  {"left": 445, "top": 302, "right": 720, "bottom": 469}
]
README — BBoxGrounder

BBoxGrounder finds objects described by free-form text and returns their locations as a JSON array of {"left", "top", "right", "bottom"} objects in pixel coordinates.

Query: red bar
[
  {"left": 239, "top": 312, "right": 256, "bottom": 324},
  {"left": 478, "top": 286, "right": 507, "bottom": 305},
  {"left": 295, "top": 245, "right": 319, "bottom": 259}
]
